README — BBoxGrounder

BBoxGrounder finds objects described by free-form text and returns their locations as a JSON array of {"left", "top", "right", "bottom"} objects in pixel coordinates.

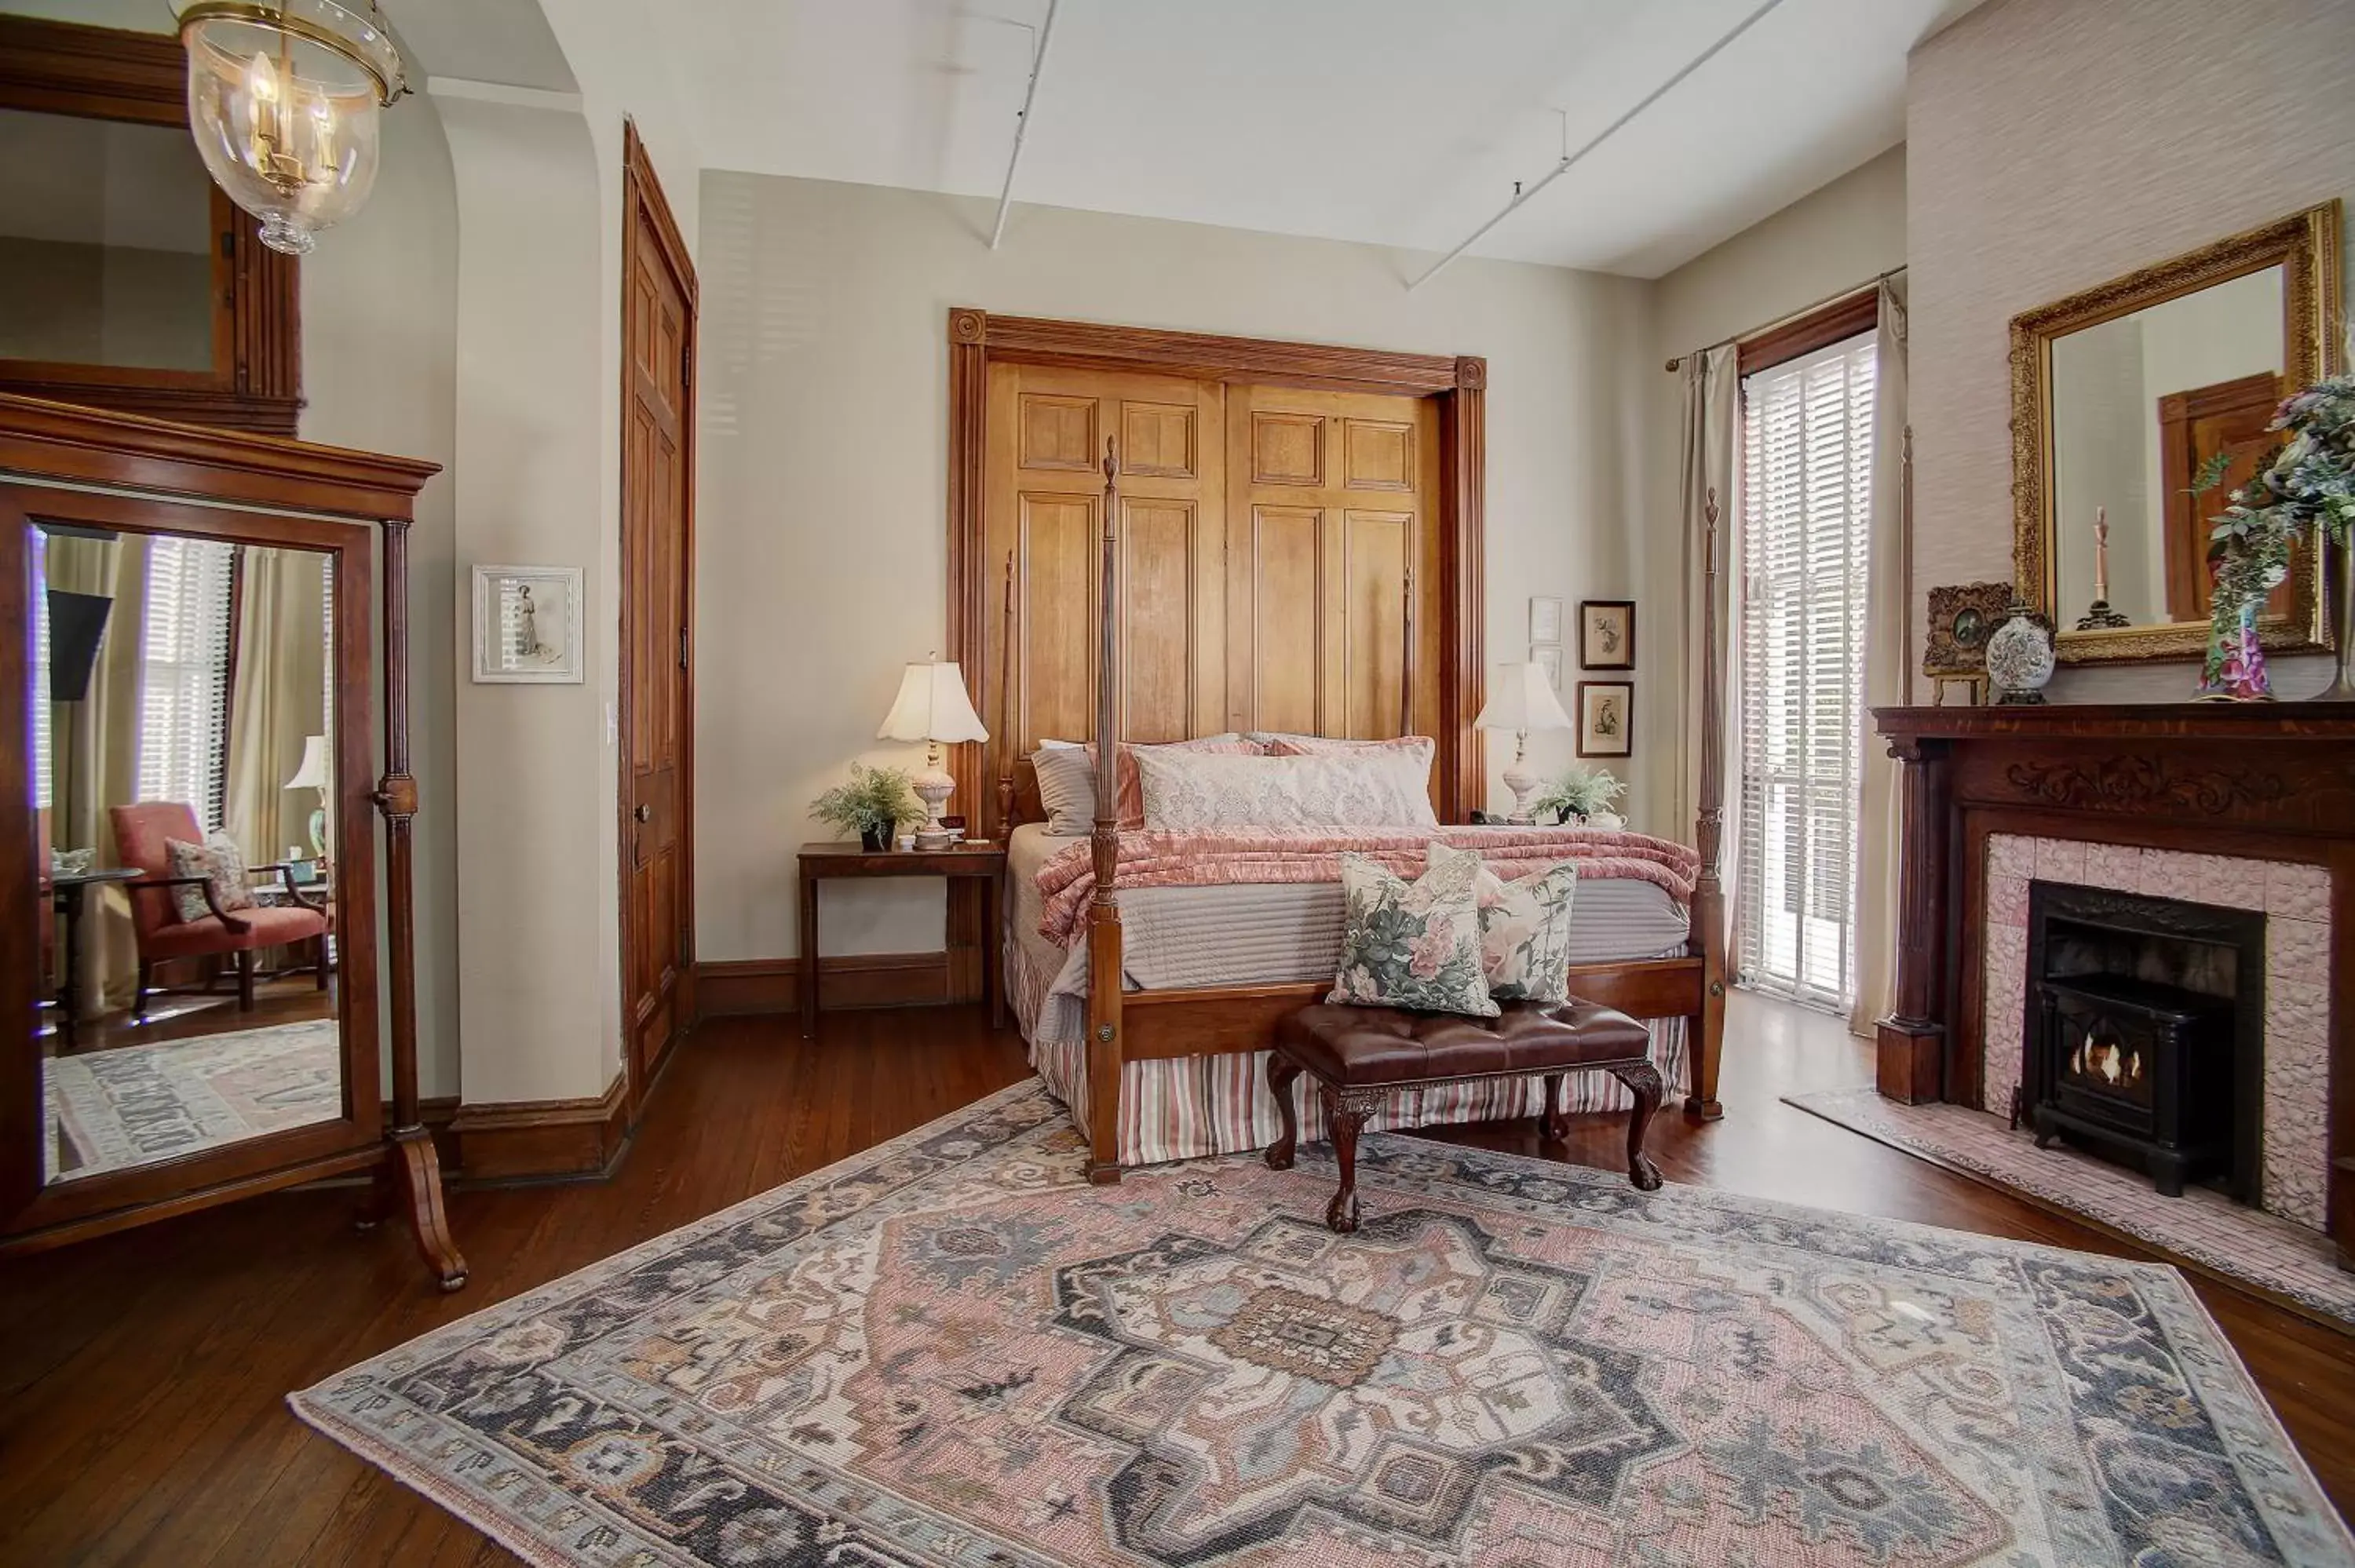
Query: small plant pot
[{"left": 859, "top": 823, "right": 893, "bottom": 852}]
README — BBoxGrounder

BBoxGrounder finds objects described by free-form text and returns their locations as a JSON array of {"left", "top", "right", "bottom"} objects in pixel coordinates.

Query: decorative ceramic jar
[
  {"left": 2196, "top": 588, "right": 2276, "bottom": 702},
  {"left": 1985, "top": 597, "right": 2057, "bottom": 705}
]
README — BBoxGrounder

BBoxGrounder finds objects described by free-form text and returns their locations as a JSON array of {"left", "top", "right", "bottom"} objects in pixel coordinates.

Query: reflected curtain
[
  {"left": 1850, "top": 274, "right": 1911, "bottom": 1035},
  {"left": 224, "top": 547, "right": 327, "bottom": 866},
  {"left": 46, "top": 532, "right": 148, "bottom": 1012},
  {"left": 1676, "top": 344, "right": 1742, "bottom": 968}
]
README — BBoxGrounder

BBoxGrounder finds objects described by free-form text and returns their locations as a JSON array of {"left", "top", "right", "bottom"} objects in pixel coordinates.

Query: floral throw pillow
[
  {"left": 1456, "top": 850, "right": 1581, "bottom": 1004},
  {"left": 165, "top": 832, "right": 256, "bottom": 924},
  {"left": 1328, "top": 842, "right": 1498, "bottom": 1018}
]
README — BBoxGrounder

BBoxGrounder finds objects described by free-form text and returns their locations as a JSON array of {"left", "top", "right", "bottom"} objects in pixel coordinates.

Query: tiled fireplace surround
[{"left": 1979, "top": 833, "right": 2333, "bottom": 1231}]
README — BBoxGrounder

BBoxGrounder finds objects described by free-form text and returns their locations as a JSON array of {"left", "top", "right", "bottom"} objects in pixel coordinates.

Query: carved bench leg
[
  {"left": 1608, "top": 1060, "right": 1666, "bottom": 1192},
  {"left": 1540, "top": 1073, "right": 1568, "bottom": 1141},
  {"left": 1321, "top": 1085, "right": 1385, "bottom": 1234},
  {"left": 1265, "top": 1054, "right": 1302, "bottom": 1171}
]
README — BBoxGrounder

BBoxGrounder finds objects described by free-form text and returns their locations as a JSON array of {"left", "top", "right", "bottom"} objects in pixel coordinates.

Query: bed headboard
[{"left": 947, "top": 309, "right": 1495, "bottom": 843}]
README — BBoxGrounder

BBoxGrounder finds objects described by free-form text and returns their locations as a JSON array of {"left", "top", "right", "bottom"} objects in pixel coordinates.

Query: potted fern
[
  {"left": 812, "top": 763, "right": 923, "bottom": 851},
  {"left": 1532, "top": 766, "right": 1626, "bottom": 829}
]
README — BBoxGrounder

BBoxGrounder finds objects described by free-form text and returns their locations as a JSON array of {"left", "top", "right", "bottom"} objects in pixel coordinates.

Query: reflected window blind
[
  {"left": 135, "top": 535, "right": 237, "bottom": 826},
  {"left": 1737, "top": 330, "right": 1876, "bottom": 1010}
]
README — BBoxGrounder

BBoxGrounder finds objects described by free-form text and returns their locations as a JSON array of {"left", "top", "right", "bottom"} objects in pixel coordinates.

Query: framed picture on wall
[
  {"left": 472, "top": 564, "right": 584, "bottom": 684},
  {"left": 1532, "top": 644, "right": 1563, "bottom": 691},
  {"left": 1575, "top": 680, "right": 1634, "bottom": 757},
  {"left": 1528, "top": 595, "right": 1563, "bottom": 644},
  {"left": 1579, "top": 600, "right": 1635, "bottom": 669}
]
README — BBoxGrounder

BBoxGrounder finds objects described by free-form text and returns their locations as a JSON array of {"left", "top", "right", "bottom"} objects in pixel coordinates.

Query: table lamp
[
  {"left": 1473, "top": 662, "right": 1572, "bottom": 822},
  {"left": 878, "top": 655, "right": 989, "bottom": 848},
  {"left": 283, "top": 732, "right": 330, "bottom": 859}
]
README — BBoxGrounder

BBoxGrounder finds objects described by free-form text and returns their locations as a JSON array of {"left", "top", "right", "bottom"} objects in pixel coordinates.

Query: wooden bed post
[
  {"left": 995, "top": 551, "right": 1016, "bottom": 833},
  {"left": 1085, "top": 441, "right": 1126, "bottom": 1183},
  {"left": 1687, "top": 486, "right": 1729, "bottom": 1120}
]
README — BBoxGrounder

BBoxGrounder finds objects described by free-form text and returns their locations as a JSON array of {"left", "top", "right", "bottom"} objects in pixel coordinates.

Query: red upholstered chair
[{"left": 109, "top": 801, "right": 329, "bottom": 1022}]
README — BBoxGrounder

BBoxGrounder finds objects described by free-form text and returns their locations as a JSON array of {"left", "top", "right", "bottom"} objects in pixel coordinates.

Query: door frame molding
[
  {"left": 617, "top": 120, "right": 698, "bottom": 1118},
  {"left": 944, "top": 308, "right": 1488, "bottom": 824}
]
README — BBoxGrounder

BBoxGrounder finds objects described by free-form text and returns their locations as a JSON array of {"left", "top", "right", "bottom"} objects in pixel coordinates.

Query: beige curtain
[
  {"left": 46, "top": 532, "right": 148, "bottom": 1012},
  {"left": 1849, "top": 274, "right": 1911, "bottom": 1035},
  {"left": 224, "top": 547, "right": 328, "bottom": 866},
  {"left": 1676, "top": 344, "right": 1743, "bottom": 968}
]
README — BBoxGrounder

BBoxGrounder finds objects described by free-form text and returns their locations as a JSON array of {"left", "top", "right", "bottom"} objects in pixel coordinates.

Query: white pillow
[{"left": 1134, "top": 749, "right": 1439, "bottom": 831}]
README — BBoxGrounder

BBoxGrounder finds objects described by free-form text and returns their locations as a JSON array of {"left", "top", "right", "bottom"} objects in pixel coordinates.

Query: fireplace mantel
[{"left": 1870, "top": 702, "right": 2355, "bottom": 1264}]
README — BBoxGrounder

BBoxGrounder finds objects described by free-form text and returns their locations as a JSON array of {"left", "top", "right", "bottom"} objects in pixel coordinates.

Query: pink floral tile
[
  {"left": 1988, "top": 835, "right": 2034, "bottom": 879},
  {"left": 2081, "top": 843, "right": 2141, "bottom": 892},
  {"left": 2269, "top": 916, "right": 2331, "bottom": 976},
  {"left": 2134, "top": 850, "right": 2204, "bottom": 904},
  {"left": 2265, "top": 976, "right": 2330, "bottom": 1049},
  {"left": 2266, "top": 861, "right": 2331, "bottom": 921},
  {"left": 2033, "top": 839, "right": 2086, "bottom": 884},
  {"left": 1985, "top": 874, "right": 2029, "bottom": 930}
]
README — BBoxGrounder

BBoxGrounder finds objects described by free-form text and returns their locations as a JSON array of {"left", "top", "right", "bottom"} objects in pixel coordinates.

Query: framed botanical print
[
  {"left": 1528, "top": 595, "right": 1563, "bottom": 644},
  {"left": 472, "top": 564, "right": 584, "bottom": 684},
  {"left": 1579, "top": 600, "right": 1635, "bottom": 669},
  {"left": 1575, "top": 680, "right": 1634, "bottom": 757}
]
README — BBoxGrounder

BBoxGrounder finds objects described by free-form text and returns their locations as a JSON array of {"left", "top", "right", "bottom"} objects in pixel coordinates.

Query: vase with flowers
[{"left": 2196, "top": 371, "right": 2355, "bottom": 701}]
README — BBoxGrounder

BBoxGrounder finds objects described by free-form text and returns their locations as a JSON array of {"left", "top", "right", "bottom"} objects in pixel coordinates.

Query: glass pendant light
[{"left": 173, "top": 1, "right": 408, "bottom": 255}]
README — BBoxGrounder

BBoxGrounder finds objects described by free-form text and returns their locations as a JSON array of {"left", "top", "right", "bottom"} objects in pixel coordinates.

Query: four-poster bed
[{"left": 944, "top": 309, "right": 1727, "bottom": 1183}]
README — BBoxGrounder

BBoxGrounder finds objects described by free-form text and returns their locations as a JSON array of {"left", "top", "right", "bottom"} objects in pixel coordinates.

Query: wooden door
[
  {"left": 983, "top": 364, "right": 1229, "bottom": 757},
  {"left": 1224, "top": 386, "right": 1441, "bottom": 748},
  {"left": 619, "top": 127, "right": 696, "bottom": 1102},
  {"left": 2160, "top": 370, "right": 2284, "bottom": 621}
]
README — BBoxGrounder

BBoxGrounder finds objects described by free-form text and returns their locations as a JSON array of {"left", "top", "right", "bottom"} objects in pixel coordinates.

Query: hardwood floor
[{"left": 0, "top": 993, "right": 2346, "bottom": 1563}]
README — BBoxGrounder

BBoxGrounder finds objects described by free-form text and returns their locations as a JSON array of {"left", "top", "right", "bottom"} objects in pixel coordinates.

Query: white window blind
[
  {"left": 135, "top": 535, "right": 236, "bottom": 826},
  {"left": 1737, "top": 330, "right": 1876, "bottom": 1010}
]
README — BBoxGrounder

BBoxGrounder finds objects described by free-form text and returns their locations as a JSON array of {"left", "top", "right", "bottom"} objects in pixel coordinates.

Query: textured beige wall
[
  {"left": 1908, "top": 0, "right": 2355, "bottom": 699},
  {"left": 695, "top": 173, "right": 1654, "bottom": 963},
  {"left": 1641, "top": 146, "right": 1909, "bottom": 834}
]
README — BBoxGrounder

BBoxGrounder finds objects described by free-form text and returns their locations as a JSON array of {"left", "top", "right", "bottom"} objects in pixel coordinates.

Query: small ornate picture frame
[
  {"left": 1579, "top": 600, "right": 1635, "bottom": 669},
  {"left": 1532, "top": 644, "right": 1563, "bottom": 690},
  {"left": 472, "top": 564, "right": 584, "bottom": 684},
  {"left": 1575, "top": 680, "right": 1634, "bottom": 757},
  {"left": 1528, "top": 595, "right": 1563, "bottom": 644}
]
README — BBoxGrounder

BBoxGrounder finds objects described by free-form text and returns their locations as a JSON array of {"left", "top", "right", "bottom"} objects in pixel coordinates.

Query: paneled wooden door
[
  {"left": 1225, "top": 385, "right": 1441, "bottom": 746},
  {"left": 619, "top": 126, "right": 696, "bottom": 1106}
]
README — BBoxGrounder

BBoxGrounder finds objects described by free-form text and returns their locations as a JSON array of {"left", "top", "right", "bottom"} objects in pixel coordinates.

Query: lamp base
[
  {"left": 1501, "top": 755, "right": 1540, "bottom": 825},
  {"left": 911, "top": 760, "right": 956, "bottom": 850}
]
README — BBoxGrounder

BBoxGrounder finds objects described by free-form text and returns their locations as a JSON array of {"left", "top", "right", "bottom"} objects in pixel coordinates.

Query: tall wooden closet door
[
  {"left": 1224, "top": 386, "right": 1441, "bottom": 744},
  {"left": 983, "top": 365, "right": 1227, "bottom": 753}
]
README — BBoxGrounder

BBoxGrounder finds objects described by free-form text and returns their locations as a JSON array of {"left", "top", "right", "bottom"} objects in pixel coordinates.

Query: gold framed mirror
[{"left": 2010, "top": 201, "right": 2343, "bottom": 663}]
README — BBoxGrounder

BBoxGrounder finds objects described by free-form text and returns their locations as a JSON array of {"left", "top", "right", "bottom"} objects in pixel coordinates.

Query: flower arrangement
[
  {"left": 812, "top": 763, "right": 924, "bottom": 850},
  {"left": 2198, "top": 373, "right": 2355, "bottom": 699},
  {"left": 1532, "top": 765, "right": 1626, "bottom": 825}
]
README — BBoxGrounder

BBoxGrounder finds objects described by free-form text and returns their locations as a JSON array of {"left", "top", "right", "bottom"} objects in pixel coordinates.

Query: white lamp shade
[
  {"left": 877, "top": 659, "right": 989, "bottom": 744},
  {"left": 283, "top": 733, "right": 331, "bottom": 790},
  {"left": 1473, "top": 662, "right": 1572, "bottom": 733}
]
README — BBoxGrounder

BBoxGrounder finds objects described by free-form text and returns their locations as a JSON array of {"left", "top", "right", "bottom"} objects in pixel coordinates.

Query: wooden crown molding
[
  {"left": 0, "top": 394, "right": 437, "bottom": 520},
  {"left": 947, "top": 309, "right": 1476, "bottom": 396},
  {"left": 0, "top": 14, "right": 185, "bottom": 126}
]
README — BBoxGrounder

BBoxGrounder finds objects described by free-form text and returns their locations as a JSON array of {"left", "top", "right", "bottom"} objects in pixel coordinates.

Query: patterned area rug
[
  {"left": 292, "top": 1081, "right": 2354, "bottom": 1567},
  {"left": 1786, "top": 1085, "right": 2355, "bottom": 1329},
  {"left": 46, "top": 1019, "right": 342, "bottom": 1183}
]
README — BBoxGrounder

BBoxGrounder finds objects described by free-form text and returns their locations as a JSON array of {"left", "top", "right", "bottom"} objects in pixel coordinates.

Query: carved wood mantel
[{"left": 1871, "top": 702, "right": 2355, "bottom": 1265}]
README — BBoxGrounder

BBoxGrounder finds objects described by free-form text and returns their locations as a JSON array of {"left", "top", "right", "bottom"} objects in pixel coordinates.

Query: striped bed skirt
[{"left": 1011, "top": 934, "right": 1689, "bottom": 1168}]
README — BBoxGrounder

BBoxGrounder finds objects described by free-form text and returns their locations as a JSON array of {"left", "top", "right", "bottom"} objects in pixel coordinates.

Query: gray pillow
[{"left": 1029, "top": 744, "right": 1098, "bottom": 836}]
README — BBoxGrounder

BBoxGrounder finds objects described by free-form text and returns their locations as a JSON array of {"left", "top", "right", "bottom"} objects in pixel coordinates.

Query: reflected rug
[
  {"left": 46, "top": 1018, "right": 342, "bottom": 1183},
  {"left": 291, "top": 1080, "right": 2353, "bottom": 1567}
]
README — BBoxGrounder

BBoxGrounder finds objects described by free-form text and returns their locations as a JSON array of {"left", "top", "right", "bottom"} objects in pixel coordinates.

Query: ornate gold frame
[{"left": 2010, "top": 200, "right": 2343, "bottom": 664}]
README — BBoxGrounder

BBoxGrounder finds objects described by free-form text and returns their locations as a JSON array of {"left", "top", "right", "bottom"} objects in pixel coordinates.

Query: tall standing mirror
[
  {"left": 2011, "top": 202, "right": 2343, "bottom": 662},
  {"left": 30, "top": 520, "right": 347, "bottom": 1185}
]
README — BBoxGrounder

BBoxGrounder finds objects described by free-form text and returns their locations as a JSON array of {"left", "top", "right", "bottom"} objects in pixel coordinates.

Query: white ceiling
[{"left": 666, "top": 0, "right": 1983, "bottom": 279}]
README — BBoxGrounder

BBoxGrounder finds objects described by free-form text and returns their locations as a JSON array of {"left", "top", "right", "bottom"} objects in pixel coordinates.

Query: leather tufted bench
[{"left": 1266, "top": 1000, "right": 1664, "bottom": 1232}]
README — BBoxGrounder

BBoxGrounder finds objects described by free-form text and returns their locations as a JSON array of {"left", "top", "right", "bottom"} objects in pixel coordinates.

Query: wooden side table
[{"left": 797, "top": 841, "right": 1007, "bottom": 1037}]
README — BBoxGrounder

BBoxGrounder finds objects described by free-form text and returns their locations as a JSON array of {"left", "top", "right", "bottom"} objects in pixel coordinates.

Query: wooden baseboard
[
  {"left": 447, "top": 1074, "right": 630, "bottom": 1183},
  {"left": 696, "top": 953, "right": 950, "bottom": 1019}
]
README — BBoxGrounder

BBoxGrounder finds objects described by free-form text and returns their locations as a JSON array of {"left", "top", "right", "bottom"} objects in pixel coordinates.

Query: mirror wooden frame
[
  {"left": 0, "top": 394, "right": 462, "bottom": 1290},
  {"left": 2009, "top": 200, "right": 2343, "bottom": 664}
]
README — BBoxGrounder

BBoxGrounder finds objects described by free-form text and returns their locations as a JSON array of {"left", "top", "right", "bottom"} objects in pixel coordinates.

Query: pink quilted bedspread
[{"left": 1034, "top": 825, "right": 1700, "bottom": 949}]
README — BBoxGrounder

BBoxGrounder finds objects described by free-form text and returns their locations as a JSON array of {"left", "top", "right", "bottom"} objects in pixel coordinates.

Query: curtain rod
[{"left": 1663, "top": 264, "right": 1907, "bottom": 372}]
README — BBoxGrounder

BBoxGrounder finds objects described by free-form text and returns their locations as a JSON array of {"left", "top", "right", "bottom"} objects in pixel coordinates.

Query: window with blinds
[
  {"left": 1737, "top": 330, "right": 1876, "bottom": 1010},
  {"left": 135, "top": 535, "right": 237, "bottom": 825}
]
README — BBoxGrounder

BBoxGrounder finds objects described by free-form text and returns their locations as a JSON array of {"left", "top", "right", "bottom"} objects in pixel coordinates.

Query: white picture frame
[
  {"left": 472, "top": 564, "right": 584, "bottom": 684},
  {"left": 1532, "top": 643, "right": 1563, "bottom": 691},
  {"left": 1528, "top": 595, "right": 1563, "bottom": 644}
]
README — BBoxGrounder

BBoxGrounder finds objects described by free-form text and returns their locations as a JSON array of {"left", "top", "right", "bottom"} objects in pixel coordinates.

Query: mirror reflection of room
[
  {"left": 29, "top": 523, "right": 342, "bottom": 1186},
  {"left": 2048, "top": 265, "right": 2287, "bottom": 633}
]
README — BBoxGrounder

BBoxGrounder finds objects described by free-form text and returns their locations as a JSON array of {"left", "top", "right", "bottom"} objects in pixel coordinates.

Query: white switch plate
[{"left": 604, "top": 700, "right": 616, "bottom": 746}]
